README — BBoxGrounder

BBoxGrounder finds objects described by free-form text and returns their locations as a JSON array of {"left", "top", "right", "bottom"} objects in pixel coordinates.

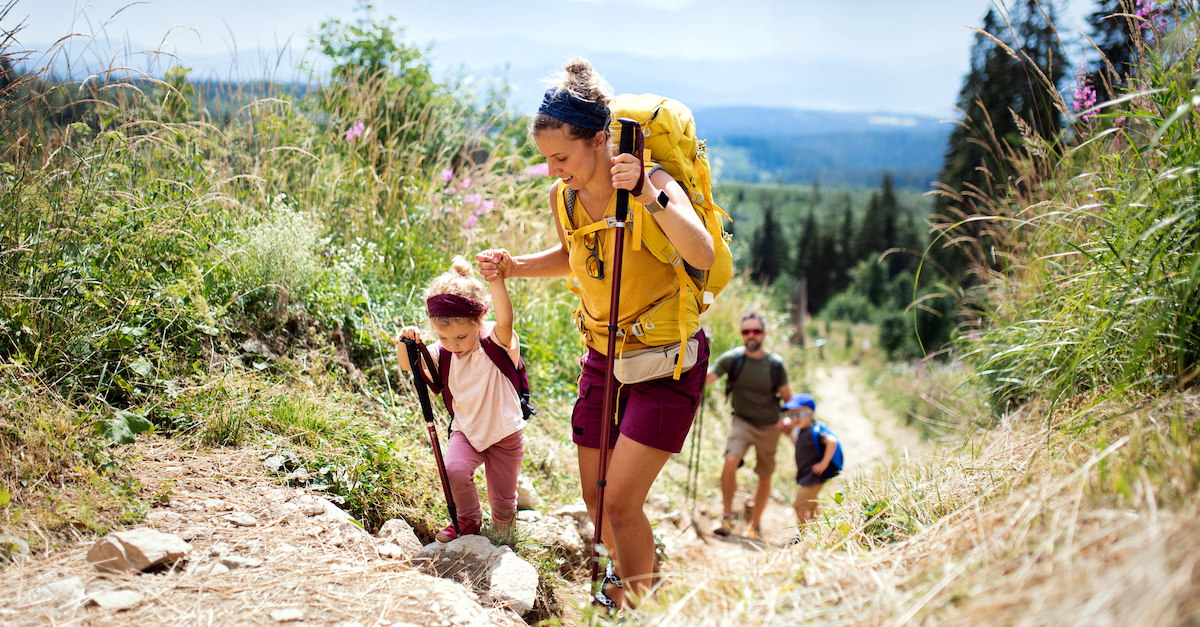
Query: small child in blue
[{"left": 778, "top": 393, "right": 843, "bottom": 524}]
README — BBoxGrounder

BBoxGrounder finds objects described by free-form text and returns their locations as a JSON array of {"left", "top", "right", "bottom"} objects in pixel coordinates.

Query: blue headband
[{"left": 538, "top": 87, "right": 610, "bottom": 131}]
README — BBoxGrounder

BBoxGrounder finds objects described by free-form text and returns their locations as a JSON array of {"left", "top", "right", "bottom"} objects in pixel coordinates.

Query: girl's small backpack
[
  {"left": 813, "top": 422, "right": 844, "bottom": 480},
  {"left": 417, "top": 337, "right": 536, "bottom": 421}
]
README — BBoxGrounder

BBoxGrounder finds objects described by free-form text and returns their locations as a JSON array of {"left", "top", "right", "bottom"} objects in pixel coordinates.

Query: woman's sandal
[{"left": 592, "top": 563, "right": 624, "bottom": 613}]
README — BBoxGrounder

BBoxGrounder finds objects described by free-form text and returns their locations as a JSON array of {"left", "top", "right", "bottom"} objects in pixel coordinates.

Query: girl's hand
[
  {"left": 476, "top": 248, "right": 512, "bottom": 282},
  {"left": 812, "top": 460, "right": 829, "bottom": 475},
  {"left": 396, "top": 326, "right": 423, "bottom": 342},
  {"left": 776, "top": 417, "right": 793, "bottom": 432}
]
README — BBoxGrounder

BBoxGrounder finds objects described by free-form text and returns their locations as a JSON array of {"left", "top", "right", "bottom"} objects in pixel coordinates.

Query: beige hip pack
[{"left": 613, "top": 336, "right": 700, "bottom": 384}]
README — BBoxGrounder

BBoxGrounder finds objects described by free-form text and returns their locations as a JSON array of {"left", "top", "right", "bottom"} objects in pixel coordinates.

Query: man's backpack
[
  {"left": 558, "top": 93, "right": 733, "bottom": 380},
  {"left": 812, "top": 422, "right": 844, "bottom": 480},
  {"left": 416, "top": 338, "right": 537, "bottom": 421},
  {"left": 725, "top": 347, "right": 785, "bottom": 403}
]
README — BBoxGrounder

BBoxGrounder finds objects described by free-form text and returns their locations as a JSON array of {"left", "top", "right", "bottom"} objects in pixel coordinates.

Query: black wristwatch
[{"left": 646, "top": 189, "right": 669, "bottom": 214}]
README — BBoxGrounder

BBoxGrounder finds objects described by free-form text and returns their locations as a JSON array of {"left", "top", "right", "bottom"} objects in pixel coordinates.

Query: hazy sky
[{"left": 13, "top": 0, "right": 1101, "bottom": 116}]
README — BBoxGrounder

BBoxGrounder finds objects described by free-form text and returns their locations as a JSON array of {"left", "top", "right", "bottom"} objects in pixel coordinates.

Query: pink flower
[
  {"left": 461, "top": 177, "right": 472, "bottom": 189},
  {"left": 481, "top": 200, "right": 495, "bottom": 211},
  {"left": 441, "top": 168, "right": 453, "bottom": 182},
  {"left": 1073, "top": 73, "right": 1097, "bottom": 121},
  {"left": 344, "top": 121, "right": 365, "bottom": 142},
  {"left": 522, "top": 163, "right": 550, "bottom": 177},
  {"left": 463, "top": 193, "right": 482, "bottom": 205},
  {"left": 466, "top": 215, "right": 479, "bottom": 228}
]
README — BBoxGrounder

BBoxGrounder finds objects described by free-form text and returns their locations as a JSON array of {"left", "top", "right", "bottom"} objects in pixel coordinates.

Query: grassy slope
[{"left": 5, "top": 8, "right": 1200, "bottom": 627}]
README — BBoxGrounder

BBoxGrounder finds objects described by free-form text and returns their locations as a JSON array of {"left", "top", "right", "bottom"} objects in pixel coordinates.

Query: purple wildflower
[
  {"left": 1073, "top": 73, "right": 1097, "bottom": 121},
  {"left": 463, "top": 193, "right": 483, "bottom": 205},
  {"left": 481, "top": 200, "right": 495, "bottom": 211},
  {"left": 461, "top": 177, "right": 472, "bottom": 189},
  {"left": 344, "top": 121, "right": 365, "bottom": 142},
  {"left": 522, "top": 163, "right": 550, "bottom": 177}
]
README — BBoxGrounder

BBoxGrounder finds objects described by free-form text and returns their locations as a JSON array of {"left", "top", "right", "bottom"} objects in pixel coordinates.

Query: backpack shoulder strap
[
  {"left": 437, "top": 347, "right": 454, "bottom": 417},
  {"left": 725, "top": 347, "right": 747, "bottom": 397},
  {"left": 479, "top": 336, "right": 521, "bottom": 395}
]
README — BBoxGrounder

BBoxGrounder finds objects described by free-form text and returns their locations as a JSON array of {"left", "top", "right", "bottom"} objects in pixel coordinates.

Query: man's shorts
[
  {"left": 571, "top": 330, "right": 710, "bottom": 454},
  {"left": 723, "top": 416, "right": 782, "bottom": 477}
]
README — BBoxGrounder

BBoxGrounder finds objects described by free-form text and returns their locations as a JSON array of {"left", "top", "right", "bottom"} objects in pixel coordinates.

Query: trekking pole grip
[{"left": 616, "top": 118, "right": 639, "bottom": 222}]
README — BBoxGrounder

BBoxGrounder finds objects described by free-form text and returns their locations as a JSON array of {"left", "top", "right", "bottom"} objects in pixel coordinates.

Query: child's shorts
[{"left": 571, "top": 330, "right": 710, "bottom": 454}]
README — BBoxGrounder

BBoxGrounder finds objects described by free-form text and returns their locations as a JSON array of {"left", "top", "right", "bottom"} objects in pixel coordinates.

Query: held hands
[
  {"left": 476, "top": 248, "right": 511, "bottom": 282},
  {"left": 610, "top": 154, "right": 655, "bottom": 205}
]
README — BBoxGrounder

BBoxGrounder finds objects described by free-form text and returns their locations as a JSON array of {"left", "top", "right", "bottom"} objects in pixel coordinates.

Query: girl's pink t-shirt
[{"left": 434, "top": 321, "right": 524, "bottom": 450}]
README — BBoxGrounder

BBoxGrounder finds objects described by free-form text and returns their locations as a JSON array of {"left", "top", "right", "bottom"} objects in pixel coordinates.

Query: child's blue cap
[{"left": 784, "top": 393, "right": 816, "bottom": 412}]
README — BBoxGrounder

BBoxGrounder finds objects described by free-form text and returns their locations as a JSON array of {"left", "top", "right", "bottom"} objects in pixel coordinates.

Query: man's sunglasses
[{"left": 741, "top": 328, "right": 764, "bottom": 337}]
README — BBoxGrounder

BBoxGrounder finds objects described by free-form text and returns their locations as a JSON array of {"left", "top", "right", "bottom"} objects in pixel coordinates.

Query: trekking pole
[
  {"left": 401, "top": 338, "right": 459, "bottom": 537},
  {"left": 591, "top": 117, "right": 640, "bottom": 585}
]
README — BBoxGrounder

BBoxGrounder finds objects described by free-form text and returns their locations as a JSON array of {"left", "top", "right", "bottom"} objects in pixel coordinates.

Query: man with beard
[{"left": 704, "top": 311, "right": 793, "bottom": 539}]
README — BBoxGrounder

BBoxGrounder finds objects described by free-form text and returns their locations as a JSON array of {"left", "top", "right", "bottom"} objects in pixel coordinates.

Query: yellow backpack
[{"left": 559, "top": 93, "right": 734, "bottom": 379}]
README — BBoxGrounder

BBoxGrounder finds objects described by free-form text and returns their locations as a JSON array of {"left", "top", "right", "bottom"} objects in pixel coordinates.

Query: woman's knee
[{"left": 445, "top": 458, "right": 475, "bottom": 482}]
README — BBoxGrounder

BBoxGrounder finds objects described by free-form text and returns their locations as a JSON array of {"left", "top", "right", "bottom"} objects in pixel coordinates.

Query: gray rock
[
  {"left": 416, "top": 535, "right": 539, "bottom": 616},
  {"left": 220, "top": 555, "right": 263, "bottom": 570},
  {"left": 376, "top": 518, "right": 422, "bottom": 559},
  {"left": 223, "top": 512, "right": 257, "bottom": 527},
  {"left": 88, "top": 589, "right": 144, "bottom": 610},
  {"left": 516, "top": 476, "right": 539, "bottom": 510},
  {"left": 270, "top": 607, "right": 305, "bottom": 622},
  {"left": 87, "top": 528, "right": 192, "bottom": 573},
  {"left": 203, "top": 499, "right": 232, "bottom": 512},
  {"left": 0, "top": 533, "right": 30, "bottom": 557},
  {"left": 375, "top": 571, "right": 490, "bottom": 627},
  {"left": 28, "top": 576, "right": 86, "bottom": 608},
  {"left": 517, "top": 510, "right": 584, "bottom": 555},
  {"left": 186, "top": 561, "right": 231, "bottom": 576},
  {"left": 146, "top": 509, "right": 186, "bottom": 527}
]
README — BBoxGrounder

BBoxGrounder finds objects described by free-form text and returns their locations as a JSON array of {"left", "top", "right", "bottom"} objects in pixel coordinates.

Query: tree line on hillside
[{"left": 727, "top": 173, "right": 951, "bottom": 358}]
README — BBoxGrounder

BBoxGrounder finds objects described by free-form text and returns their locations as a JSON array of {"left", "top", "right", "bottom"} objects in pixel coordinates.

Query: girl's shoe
[{"left": 436, "top": 518, "right": 482, "bottom": 543}]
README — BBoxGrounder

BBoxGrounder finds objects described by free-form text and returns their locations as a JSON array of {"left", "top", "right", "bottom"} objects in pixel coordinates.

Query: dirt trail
[{"left": 669, "top": 363, "right": 931, "bottom": 583}]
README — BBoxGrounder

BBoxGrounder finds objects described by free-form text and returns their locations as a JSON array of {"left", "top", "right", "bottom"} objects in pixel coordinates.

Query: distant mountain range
[{"left": 694, "top": 106, "right": 954, "bottom": 190}]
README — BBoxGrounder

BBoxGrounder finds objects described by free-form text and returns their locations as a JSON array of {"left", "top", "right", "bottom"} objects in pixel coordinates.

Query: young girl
[{"left": 397, "top": 254, "right": 524, "bottom": 541}]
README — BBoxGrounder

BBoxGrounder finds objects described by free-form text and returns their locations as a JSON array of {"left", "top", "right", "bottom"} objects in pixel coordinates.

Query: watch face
[{"left": 657, "top": 190, "right": 669, "bottom": 207}]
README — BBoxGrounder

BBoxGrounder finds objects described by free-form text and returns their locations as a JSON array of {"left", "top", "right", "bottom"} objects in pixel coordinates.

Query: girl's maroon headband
[{"left": 426, "top": 293, "right": 487, "bottom": 319}]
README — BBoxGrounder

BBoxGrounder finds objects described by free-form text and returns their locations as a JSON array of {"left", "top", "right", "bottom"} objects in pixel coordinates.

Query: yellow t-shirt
[{"left": 560, "top": 186, "right": 679, "bottom": 355}]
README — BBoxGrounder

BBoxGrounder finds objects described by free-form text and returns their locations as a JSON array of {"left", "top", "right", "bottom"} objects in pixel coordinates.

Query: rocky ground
[{"left": 4, "top": 365, "right": 924, "bottom": 626}]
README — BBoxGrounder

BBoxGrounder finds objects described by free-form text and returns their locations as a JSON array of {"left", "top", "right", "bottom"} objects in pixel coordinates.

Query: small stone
[
  {"left": 146, "top": 510, "right": 186, "bottom": 527},
  {"left": 223, "top": 512, "right": 257, "bottom": 527},
  {"left": 186, "top": 561, "right": 231, "bottom": 576},
  {"left": 89, "top": 589, "right": 144, "bottom": 610},
  {"left": 270, "top": 607, "right": 305, "bottom": 622},
  {"left": 28, "top": 576, "right": 86, "bottom": 607},
  {"left": 203, "top": 499, "right": 232, "bottom": 512},
  {"left": 220, "top": 555, "right": 263, "bottom": 569}
]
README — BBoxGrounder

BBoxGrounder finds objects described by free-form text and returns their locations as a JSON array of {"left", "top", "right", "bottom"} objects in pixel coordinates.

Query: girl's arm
[
  {"left": 481, "top": 251, "right": 515, "bottom": 350},
  {"left": 477, "top": 184, "right": 571, "bottom": 281},
  {"left": 611, "top": 156, "right": 715, "bottom": 270}
]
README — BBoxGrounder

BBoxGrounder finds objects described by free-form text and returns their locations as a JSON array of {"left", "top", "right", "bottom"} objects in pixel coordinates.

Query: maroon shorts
[{"left": 571, "top": 330, "right": 710, "bottom": 454}]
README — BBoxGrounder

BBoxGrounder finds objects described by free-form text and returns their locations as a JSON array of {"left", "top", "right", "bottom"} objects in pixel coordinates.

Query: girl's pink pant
[{"left": 444, "top": 429, "right": 524, "bottom": 528}]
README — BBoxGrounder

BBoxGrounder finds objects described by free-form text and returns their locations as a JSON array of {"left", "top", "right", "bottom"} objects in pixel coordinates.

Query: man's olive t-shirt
[{"left": 712, "top": 348, "right": 788, "bottom": 426}]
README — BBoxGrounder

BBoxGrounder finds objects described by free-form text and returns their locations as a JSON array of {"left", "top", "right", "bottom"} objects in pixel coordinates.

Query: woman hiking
[{"left": 476, "top": 57, "right": 714, "bottom": 609}]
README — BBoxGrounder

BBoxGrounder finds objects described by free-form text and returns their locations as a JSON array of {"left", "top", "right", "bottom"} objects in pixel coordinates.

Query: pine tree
[
  {"left": 791, "top": 208, "right": 818, "bottom": 281},
  {"left": 933, "top": 1, "right": 1069, "bottom": 283},
  {"left": 750, "top": 204, "right": 788, "bottom": 285}
]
